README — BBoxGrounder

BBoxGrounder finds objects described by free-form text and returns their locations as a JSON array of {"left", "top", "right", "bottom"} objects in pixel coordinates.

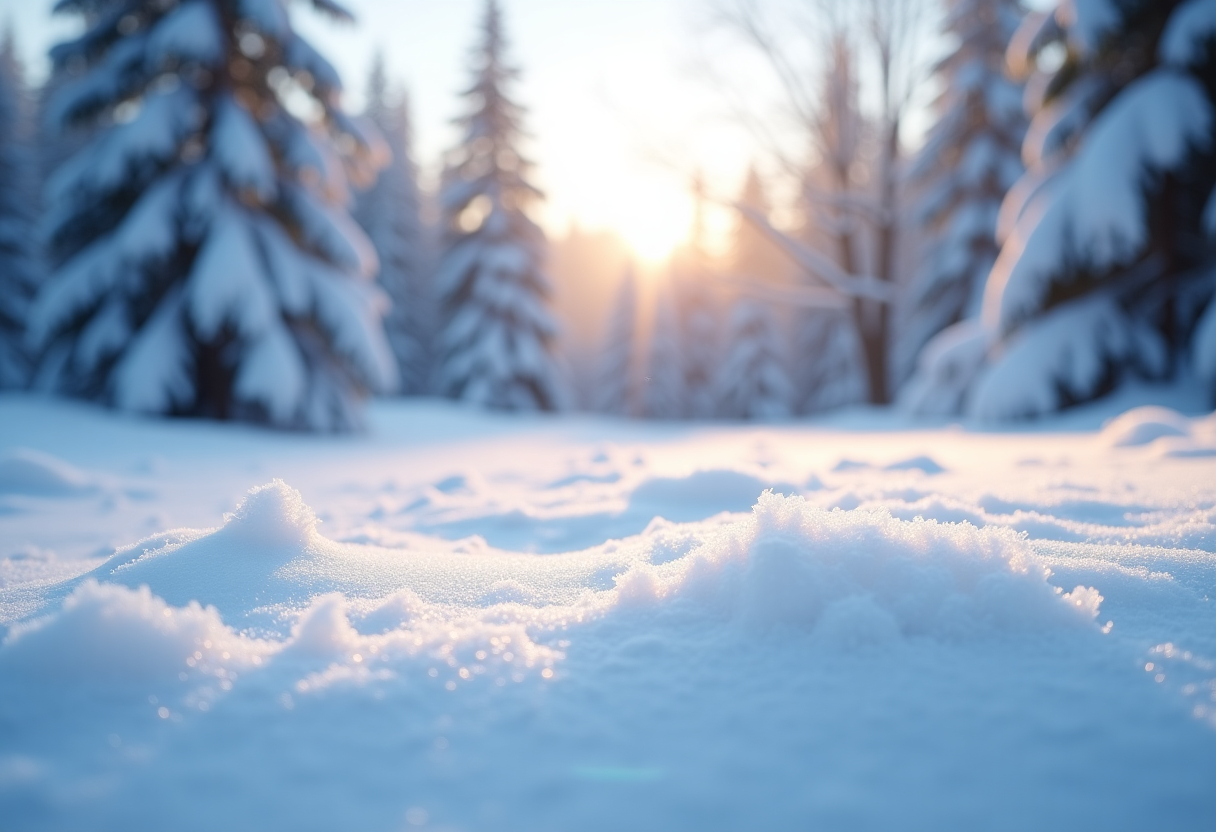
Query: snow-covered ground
[{"left": 1, "top": 392, "right": 1214, "bottom": 831}]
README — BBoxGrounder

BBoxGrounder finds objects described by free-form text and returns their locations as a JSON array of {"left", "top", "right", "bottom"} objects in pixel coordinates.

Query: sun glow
[{"left": 582, "top": 184, "right": 693, "bottom": 265}]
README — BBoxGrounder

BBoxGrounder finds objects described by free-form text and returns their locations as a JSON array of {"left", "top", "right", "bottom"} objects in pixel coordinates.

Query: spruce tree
[
  {"left": 970, "top": 0, "right": 1216, "bottom": 418},
  {"left": 594, "top": 266, "right": 639, "bottom": 416},
  {"left": 900, "top": 0, "right": 1026, "bottom": 390},
  {"left": 642, "top": 283, "right": 685, "bottom": 419},
  {"left": 435, "top": 0, "right": 563, "bottom": 411},
  {"left": 30, "top": 0, "right": 395, "bottom": 430},
  {"left": 795, "top": 310, "right": 867, "bottom": 413},
  {"left": 0, "top": 30, "right": 38, "bottom": 389},
  {"left": 355, "top": 54, "right": 430, "bottom": 395},
  {"left": 717, "top": 299, "right": 792, "bottom": 420},
  {"left": 719, "top": 168, "right": 793, "bottom": 419},
  {"left": 674, "top": 176, "right": 720, "bottom": 418}
]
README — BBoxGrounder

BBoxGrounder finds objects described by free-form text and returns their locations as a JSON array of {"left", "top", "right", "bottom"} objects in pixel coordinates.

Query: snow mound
[
  {"left": 0, "top": 449, "right": 101, "bottom": 497},
  {"left": 1101, "top": 406, "right": 1192, "bottom": 447},
  {"left": 220, "top": 478, "right": 319, "bottom": 548},
  {"left": 885, "top": 455, "right": 946, "bottom": 474},
  {"left": 616, "top": 492, "right": 1102, "bottom": 639},
  {"left": 627, "top": 469, "right": 797, "bottom": 522},
  {"left": 0, "top": 580, "right": 266, "bottom": 681}
]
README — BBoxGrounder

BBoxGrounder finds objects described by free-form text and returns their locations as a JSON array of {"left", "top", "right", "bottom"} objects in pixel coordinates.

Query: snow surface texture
[{"left": 1, "top": 395, "right": 1214, "bottom": 830}]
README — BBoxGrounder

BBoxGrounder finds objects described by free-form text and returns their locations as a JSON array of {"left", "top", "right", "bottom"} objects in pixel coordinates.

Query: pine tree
[
  {"left": 970, "top": 0, "right": 1216, "bottom": 418},
  {"left": 795, "top": 309, "right": 868, "bottom": 413},
  {"left": 355, "top": 54, "right": 430, "bottom": 395},
  {"left": 674, "top": 175, "right": 720, "bottom": 418},
  {"left": 434, "top": 0, "right": 562, "bottom": 411},
  {"left": 594, "top": 266, "right": 639, "bottom": 415},
  {"left": 717, "top": 299, "right": 792, "bottom": 419},
  {"left": 718, "top": 167, "right": 793, "bottom": 419},
  {"left": 31, "top": 0, "right": 395, "bottom": 430},
  {"left": 642, "top": 282, "right": 685, "bottom": 419},
  {"left": 899, "top": 0, "right": 1026, "bottom": 394},
  {"left": 0, "top": 30, "right": 38, "bottom": 389}
]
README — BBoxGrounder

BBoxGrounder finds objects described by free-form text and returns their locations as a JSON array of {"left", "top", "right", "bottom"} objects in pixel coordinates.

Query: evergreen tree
[
  {"left": 355, "top": 54, "right": 430, "bottom": 395},
  {"left": 642, "top": 283, "right": 685, "bottom": 419},
  {"left": 594, "top": 266, "right": 639, "bottom": 415},
  {"left": 717, "top": 299, "right": 792, "bottom": 420},
  {"left": 31, "top": 0, "right": 395, "bottom": 430},
  {"left": 674, "top": 175, "right": 720, "bottom": 418},
  {"left": 719, "top": 168, "right": 793, "bottom": 419},
  {"left": 899, "top": 0, "right": 1026, "bottom": 391},
  {"left": 795, "top": 309, "right": 867, "bottom": 413},
  {"left": 970, "top": 0, "right": 1216, "bottom": 418},
  {"left": 435, "top": 0, "right": 562, "bottom": 411},
  {"left": 0, "top": 30, "right": 38, "bottom": 389}
]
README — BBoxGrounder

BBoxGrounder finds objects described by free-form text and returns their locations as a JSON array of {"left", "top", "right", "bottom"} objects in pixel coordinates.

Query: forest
[
  {"left": 1, "top": 2, "right": 1215, "bottom": 831},
  {"left": 0, "top": 0, "right": 1210, "bottom": 429}
]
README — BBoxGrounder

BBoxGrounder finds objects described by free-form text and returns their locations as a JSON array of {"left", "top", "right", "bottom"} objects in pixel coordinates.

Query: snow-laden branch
[{"left": 733, "top": 203, "right": 896, "bottom": 303}]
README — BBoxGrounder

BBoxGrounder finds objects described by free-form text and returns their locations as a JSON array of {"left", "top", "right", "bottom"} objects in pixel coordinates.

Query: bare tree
[{"left": 707, "top": 0, "right": 933, "bottom": 404}]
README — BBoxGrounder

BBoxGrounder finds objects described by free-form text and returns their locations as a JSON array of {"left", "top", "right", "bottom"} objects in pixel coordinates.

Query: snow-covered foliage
[
  {"left": 898, "top": 319, "right": 992, "bottom": 418},
  {"left": 900, "top": 0, "right": 1025, "bottom": 398},
  {"left": 0, "top": 34, "right": 38, "bottom": 390},
  {"left": 717, "top": 299, "right": 792, "bottom": 419},
  {"left": 29, "top": 0, "right": 394, "bottom": 431},
  {"left": 796, "top": 310, "right": 868, "bottom": 414},
  {"left": 594, "top": 267, "right": 639, "bottom": 416},
  {"left": 642, "top": 283, "right": 685, "bottom": 419},
  {"left": 354, "top": 56, "right": 431, "bottom": 396},
  {"left": 434, "top": 0, "right": 563, "bottom": 411},
  {"left": 970, "top": 0, "right": 1216, "bottom": 418}
]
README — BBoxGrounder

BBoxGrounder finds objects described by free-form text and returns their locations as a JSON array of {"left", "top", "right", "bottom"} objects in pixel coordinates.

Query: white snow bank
[
  {"left": 1, "top": 580, "right": 268, "bottom": 681},
  {"left": 0, "top": 449, "right": 102, "bottom": 497},
  {"left": 1101, "top": 406, "right": 1192, "bottom": 447},
  {"left": 626, "top": 469, "right": 798, "bottom": 522},
  {"left": 95, "top": 483, "right": 1105, "bottom": 647},
  {"left": 617, "top": 491, "right": 1101, "bottom": 638}
]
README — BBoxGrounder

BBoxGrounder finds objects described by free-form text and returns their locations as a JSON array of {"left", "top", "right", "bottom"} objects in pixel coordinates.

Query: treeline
[{"left": 0, "top": 0, "right": 1213, "bottom": 429}]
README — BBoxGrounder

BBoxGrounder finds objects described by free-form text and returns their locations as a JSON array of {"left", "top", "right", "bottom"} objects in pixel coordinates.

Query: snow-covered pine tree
[
  {"left": 594, "top": 266, "right": 639, "bottom": 415},
  {"left": 30, "top": 0, "right": 394, "bottom": 430},
  {"left": 0, "top": 30, "right": 38, "bottom": 389},
  {"left": 674, "top": 175, "right": 720, "bottom": 418},
  {"left": 969, "top": 0, "right": 1216, "bottom": 418},
  {"left": 899, "top": 0, "right": 1026, "bottom": 396},
  {"left": 642, "top": 282, "right": 685, "bottom": 419},
  {"left": 718, "top": 167, "right": 793, "bottom": 419},
  {"left": 434, "top": 0, "right": 562, "bottom": 411},
  {"left": 354, "top": 54, "right": 430, "bottom": 396},
  {"left": 794, "top": 309, "right": 868, "bottom": 413},
  {"left": 717, "top": 299, "right": 792, "bottom": 419}
]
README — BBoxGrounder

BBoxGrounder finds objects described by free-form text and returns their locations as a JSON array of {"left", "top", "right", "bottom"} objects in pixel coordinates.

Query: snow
[
  {"left": 0, "top": 394, "right": 1214, "bottom": 829},
  {"left": 1100, "top": 406, "right": 1193, "bottom": 447},
  {"left": 971, "top": 294, "right": 1167, "bottom": 420},
  {"left": 1160, "top": 0, "right": 1216, "bottom": 66},
  {"left": 987, "top": 70, "right": 1213, "bottom": 333},
  {"left": 0, "top": 448, "right": 103, "bottom": 497}
]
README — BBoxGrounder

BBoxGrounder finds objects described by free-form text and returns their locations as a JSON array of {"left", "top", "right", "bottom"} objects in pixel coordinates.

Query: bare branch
[{"left": 734, "top": 202, "right": 895, "bottom": 303}]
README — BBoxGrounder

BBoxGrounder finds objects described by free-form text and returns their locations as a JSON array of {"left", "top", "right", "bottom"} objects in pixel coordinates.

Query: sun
[
  {"left": 618, "top": 211, "right": 689, "bottom": 264},
  {"left": 605, "top": 187, "right": 693, "bottom": 265}
]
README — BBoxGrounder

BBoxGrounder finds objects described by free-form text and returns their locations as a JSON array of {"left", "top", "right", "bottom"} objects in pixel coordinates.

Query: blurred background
[{"left": 0, "top": 0, "right": 1212, "bottom": 427}]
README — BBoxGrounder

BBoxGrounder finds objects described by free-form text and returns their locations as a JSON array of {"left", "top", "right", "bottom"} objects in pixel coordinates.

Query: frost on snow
[{"left": 1, "top": 396, "right": 1215, "bottom": 829}]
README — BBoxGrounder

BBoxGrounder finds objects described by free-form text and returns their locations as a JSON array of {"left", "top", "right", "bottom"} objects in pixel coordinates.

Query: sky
[{"left": 3, "top": 0, "right": 950, "bottom": 263}]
